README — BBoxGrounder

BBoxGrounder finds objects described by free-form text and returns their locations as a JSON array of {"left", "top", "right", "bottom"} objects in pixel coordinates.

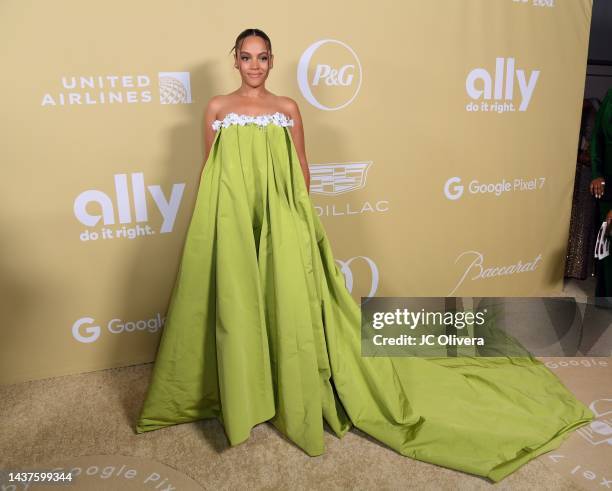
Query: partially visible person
[
  {"left": 565, "top": 98, "right": 600, "bottom": 279},
  {"left": 590, "top": 88, "right": 612, "bottom": 296}
]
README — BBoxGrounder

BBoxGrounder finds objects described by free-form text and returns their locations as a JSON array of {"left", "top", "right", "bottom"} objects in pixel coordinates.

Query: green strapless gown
[{"left": 135, "top": 112, "right": 593, "bottom": 482}]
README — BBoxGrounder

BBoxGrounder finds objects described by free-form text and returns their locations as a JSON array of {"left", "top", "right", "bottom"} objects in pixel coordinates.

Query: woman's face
[{"left": 235, "top": 35, "right": 273, "bottom": 87}]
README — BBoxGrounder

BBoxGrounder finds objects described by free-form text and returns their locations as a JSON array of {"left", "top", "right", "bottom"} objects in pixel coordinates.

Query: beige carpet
[{"left": 0, "top": 362, "right": 588, "bottom": 491}]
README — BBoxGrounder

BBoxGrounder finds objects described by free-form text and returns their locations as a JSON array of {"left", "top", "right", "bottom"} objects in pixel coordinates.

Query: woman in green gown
[
  {"left": 590, "top": 88, "right": 612, "bottom": 297},
  {"left": 135, "top": 28, "right": 593, "bottom": 482}
]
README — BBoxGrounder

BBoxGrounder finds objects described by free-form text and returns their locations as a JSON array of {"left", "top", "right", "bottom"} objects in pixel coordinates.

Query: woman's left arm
[{"left": 284, "top": 98, "right": 310, "bottom": 194}]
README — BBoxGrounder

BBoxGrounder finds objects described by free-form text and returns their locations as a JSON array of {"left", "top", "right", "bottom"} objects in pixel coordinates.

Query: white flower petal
[{"left": 211, "top": 111, "right": 295, "bottom": 132}]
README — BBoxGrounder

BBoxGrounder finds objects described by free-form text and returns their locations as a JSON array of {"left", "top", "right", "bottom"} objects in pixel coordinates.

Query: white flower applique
[{"left": 211, "top": 112, "right": 295, "bottom": 131}]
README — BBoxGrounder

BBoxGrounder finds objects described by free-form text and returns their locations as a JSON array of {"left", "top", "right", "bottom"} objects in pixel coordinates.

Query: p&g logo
[{"left": 297, "top": 39, "right": 362, "bottom": 111}]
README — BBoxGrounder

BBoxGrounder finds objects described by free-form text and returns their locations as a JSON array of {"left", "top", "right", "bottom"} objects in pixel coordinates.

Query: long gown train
[{"left": 135, "top": 112, "right": 593, "bottom": 482}]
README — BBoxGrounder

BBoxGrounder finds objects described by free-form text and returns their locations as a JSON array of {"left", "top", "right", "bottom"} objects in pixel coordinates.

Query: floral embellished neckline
[{"left": 212, "top": 112, "right": 295, "bottom": 131}]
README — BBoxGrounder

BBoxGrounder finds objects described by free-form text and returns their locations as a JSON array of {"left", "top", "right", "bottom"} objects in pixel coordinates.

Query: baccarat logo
[{"left": 449, "top": 250, "right": 543, "bottom": 295}]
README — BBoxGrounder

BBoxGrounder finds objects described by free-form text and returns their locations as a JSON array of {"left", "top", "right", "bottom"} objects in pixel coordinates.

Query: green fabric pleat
[{"left": 135, "top": 122, "right": 594, "bottom": 482}]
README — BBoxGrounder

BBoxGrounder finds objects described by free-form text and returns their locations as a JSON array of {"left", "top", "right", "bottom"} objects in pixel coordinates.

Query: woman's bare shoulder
[
  {"left": 206, "top": 93, "right": 231, "bottom": 108},
  {"left": 276, "top": 95, "right": 300, "bottom": 117},
  {"left": 205, "top": 94, "right": 238, "bottom": 119}
]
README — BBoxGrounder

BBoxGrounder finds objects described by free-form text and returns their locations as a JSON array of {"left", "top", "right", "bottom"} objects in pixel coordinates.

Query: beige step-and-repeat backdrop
[{"left": 1, "top": 0, "right": 592, "bottom": 384}]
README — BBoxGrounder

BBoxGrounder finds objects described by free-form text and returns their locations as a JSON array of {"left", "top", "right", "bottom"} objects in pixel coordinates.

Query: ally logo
[
  {"left": 466, "top": 57, "right": 540, "bottom": 112},
  {"left": 297, "top": 39, "right": 362, "bottom": 111},
  {"left": 74, "top": 172, "right": 185, "bottom": 241}
]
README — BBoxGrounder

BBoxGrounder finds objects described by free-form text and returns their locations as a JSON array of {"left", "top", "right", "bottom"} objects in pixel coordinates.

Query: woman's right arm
[{"left": 590, "top": 91, "right": 612, "bottom": 198}]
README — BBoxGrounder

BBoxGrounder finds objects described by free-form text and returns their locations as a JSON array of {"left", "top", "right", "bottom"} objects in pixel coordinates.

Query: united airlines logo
[
  {"left": 310, "top": 162, "right": 372, "bottom": 196},
  {"left": 158, "top": 72, "right": 192, "bottom": 104},
  {"left": 41, "top": 71, "right": 192, "bottom": 106}
]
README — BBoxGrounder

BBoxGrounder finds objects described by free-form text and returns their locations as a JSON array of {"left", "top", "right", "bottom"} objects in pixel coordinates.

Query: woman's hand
[{"left": 591, "top": 177, "right": 606, "bottom": 198}]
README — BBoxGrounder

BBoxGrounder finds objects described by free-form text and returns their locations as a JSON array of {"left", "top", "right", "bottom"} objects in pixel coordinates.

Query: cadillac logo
[{"left": 309, "top": 161, "right": 372, "bottom": 196}]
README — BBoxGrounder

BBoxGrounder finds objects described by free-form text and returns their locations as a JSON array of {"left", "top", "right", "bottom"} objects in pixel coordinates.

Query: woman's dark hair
[{"left": 229, "top": 28, "right": 272, "bottom": 57}]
